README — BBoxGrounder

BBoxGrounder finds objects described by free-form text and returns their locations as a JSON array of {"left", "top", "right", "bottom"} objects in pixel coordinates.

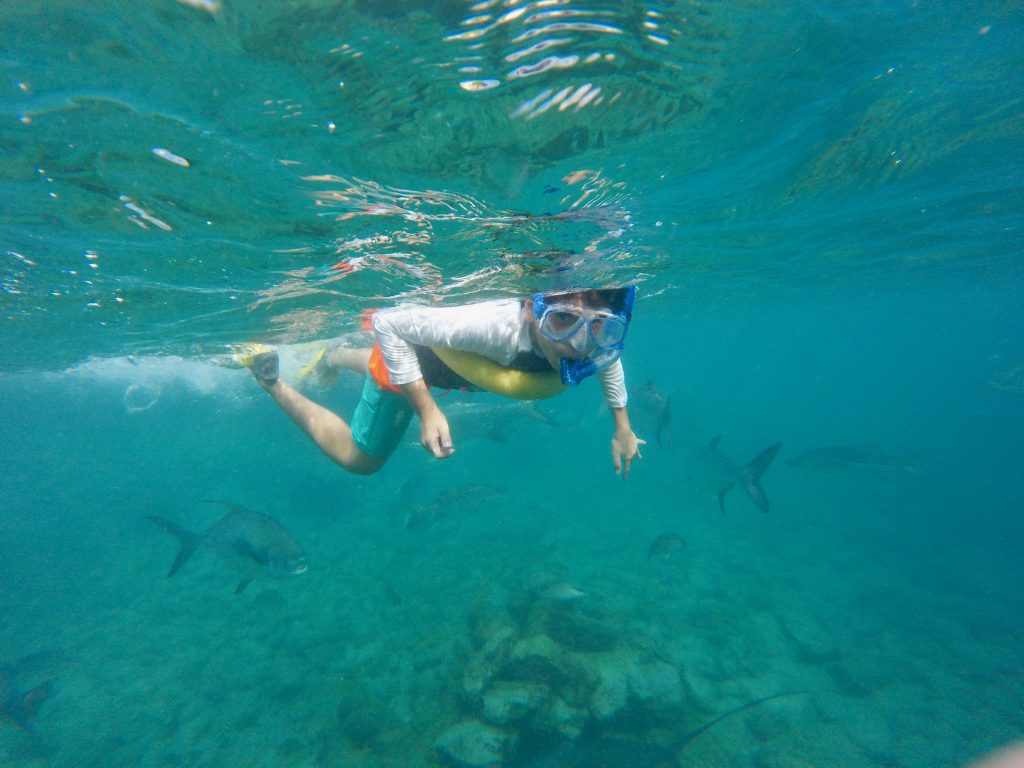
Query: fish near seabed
[
  {"left": 648, "top": 532, "right": 686, "bottom": 561},
  {"left": 701, "top": 436, "right": 782, "bottom": 514},
  {"left": 539, "top": 581, "right": 587, "bottom": 601},
  {"left": 401, "top": 483, "right": 504, "bottom": 530},
  {"left": 147, "top": 500, "right": 308, "bottom": 594}
]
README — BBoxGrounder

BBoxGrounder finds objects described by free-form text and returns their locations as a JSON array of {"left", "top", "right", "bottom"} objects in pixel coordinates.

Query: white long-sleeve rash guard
[{"left": 372, "top": 298, "right": 628, "bottom": 409}]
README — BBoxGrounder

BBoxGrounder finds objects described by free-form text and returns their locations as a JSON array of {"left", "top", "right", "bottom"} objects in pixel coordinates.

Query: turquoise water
[{"left": 2, "top": 1, "right": 1022, "bottom": 766}]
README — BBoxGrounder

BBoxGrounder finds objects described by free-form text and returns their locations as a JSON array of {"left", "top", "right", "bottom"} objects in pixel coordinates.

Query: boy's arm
[
  {"left": 600, "top": 362, "right": 643, "bottom": 478},
  {"left": 372, "top": 301, "right": 520, "bottom": 387}
]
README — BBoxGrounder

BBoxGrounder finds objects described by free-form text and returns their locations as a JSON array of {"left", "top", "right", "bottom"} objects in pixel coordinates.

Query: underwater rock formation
[
  {"left": 436, "top": 719, "right": 513, "bottom": 768},
  {"left": 437, "top": 583, "right": 687, "bottom": 766}
]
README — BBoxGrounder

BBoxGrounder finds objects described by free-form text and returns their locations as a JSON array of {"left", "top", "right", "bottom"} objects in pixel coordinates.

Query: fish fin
[
  {"left": 717, "top": 486, "right": 732, "bottom": 514},
  {"left": 234, "top": 576, "right": 254, "bottom": 595},
  {"left": 746, "top": 442, "right": 782, "bottom": 479},
  {"left": 232, "top": 538, "right": 270, "bottom": 566},
  {"left": 524, "top": 403, "right": 561, "bottom": 428},
  {"left": 742, "top": 443, "right": 782, "bottom": 514},
  {"left": 203, "top": 499, "right": 253, "bottom": 515},
  {"left": 744, "top": 480, "right": 772, "bottom": 513},
  {"left": 709, "top": 435, "right": 722, "bottom": 451},
  {"left": 657, "top": 422, "right": 673, "bottom": 450},
  {"left": 6, "top": 680, "right": 55, "bottom": 730},
  {"left": 146, "top": 516, "right": 201, "bottom": 577}
]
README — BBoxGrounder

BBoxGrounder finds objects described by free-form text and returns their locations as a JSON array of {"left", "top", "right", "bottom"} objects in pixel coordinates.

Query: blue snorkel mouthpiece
[{"left": 561, "top": 357, "right": 597, "bottom": 386}]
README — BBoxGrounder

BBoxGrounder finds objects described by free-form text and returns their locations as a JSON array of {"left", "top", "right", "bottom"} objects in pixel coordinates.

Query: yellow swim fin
[
  {"left": 232, "top": 342, "right": 273, "bottom": 368},
  {"left": 298, "top": 347, "right": 338, "bottom": 388}
]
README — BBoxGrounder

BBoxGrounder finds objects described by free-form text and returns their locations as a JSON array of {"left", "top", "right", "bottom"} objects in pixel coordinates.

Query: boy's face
[{"left": 530, "top": 292, "right": 619, "bottom": 366}]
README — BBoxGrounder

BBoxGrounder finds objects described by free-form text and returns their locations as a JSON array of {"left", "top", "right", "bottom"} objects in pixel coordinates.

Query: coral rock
[
  {"left": 503, "top": 634, "right": 566, "bottom": 685},
  {"left": 463, "top": 625, "right": 517, "bottom": 698},
  {"left": 435, "top": 719, "right": 512, "bottom": 768},
  {"left": 534, "top": 695, "right": 589, "bottom": 739},
  {"left": 628, "top": 659, "right": 684, "bottom": 709},
  {"left": 777, "top": 609, "right": 839, "bottom": 660},
  {"left": 482, "top": 681, "right": 550, "bottom": 725}
]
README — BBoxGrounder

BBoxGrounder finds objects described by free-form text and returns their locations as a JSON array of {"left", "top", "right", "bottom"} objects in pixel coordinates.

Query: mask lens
[
  {"left": 541, "top": 309, "right": 585, "bottom": 341},
  {"left": 590, "top": 316, "right": 627, "bottom": 348}
]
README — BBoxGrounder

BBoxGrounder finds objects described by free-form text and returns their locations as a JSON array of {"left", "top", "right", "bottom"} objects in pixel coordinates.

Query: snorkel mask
[{"left": 532, "top": 285, "right": 636, "bottom": 386}]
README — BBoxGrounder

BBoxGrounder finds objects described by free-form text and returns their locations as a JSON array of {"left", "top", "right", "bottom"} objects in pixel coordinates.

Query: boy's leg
[
  {"left": 262, "top": 378, "right": 385, "bottom": 475},
  {"left": 299, "top": 345, "right": 371, "bottom": 388},
  {"left": 247, "top": 349, "right": 384, "bottom": 475},
  {"left": 324, "top": 346, "right": 371, "bottom": 375}
]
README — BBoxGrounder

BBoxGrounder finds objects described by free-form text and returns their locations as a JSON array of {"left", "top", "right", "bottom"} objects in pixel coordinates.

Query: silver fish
[
  {"left": 442, "top": 401, "right": 562, "bottom": 445},
  {"left": 786, "top": 443, "right": 921, "bottom": 476},
  {"left": 699, "top": 436, "right": 782, "bottom": 514},
  {"left": 539, "top": 582, "right": 587, "bottom": 601},
  {"left": 401, "top": 483, "right": 504, "bottom": 530},
  {"left": 988, "top": 362, "right": 1024, "bottom": 391},
  {"left": 148, "top": 500, "right": 307, "bottom": 594}
]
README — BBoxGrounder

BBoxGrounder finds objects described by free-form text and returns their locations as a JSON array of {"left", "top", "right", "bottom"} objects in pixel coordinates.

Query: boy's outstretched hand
[
  {"left": 419, "top": 405, "right": 455, "bottom": 459},
  {"left": 402, "top": 378, "right": 455, "bottom": 459},
  {"left": 612, "top": 427, "right": 645, "bottom": 478}
]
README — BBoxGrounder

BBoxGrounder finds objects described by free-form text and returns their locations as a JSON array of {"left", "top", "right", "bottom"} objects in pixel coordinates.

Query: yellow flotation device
[{"left": 431, "top": 347, "right": 566, "bottom": 401}]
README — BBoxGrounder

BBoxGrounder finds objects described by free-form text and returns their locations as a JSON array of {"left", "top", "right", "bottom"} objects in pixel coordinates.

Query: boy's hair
[{"left": 546, "top": 287, "right": 634, "bottom": 319}]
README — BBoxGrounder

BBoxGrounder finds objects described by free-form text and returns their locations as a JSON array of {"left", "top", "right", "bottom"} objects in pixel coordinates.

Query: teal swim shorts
[{"left": 350, "top": 376, "right": 414, "bottom": 459}]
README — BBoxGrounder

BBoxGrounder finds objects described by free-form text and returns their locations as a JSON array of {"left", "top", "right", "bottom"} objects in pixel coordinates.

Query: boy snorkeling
[{"left": 241, "top": 286, "right": 645, "bottom": 477}]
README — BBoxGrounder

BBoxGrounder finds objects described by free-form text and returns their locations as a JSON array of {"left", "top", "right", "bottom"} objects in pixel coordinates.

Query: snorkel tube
[{"left": 535, "top": 285, "right": 636, "bottom": 386}]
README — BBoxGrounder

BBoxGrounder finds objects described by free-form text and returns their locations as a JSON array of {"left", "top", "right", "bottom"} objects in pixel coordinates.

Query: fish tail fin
[
  {"left": 742, "top": 442, "right": 782, "bottom": 513},
  {"left": 146, "top": 515, "right": 201, "bottom": 577},
  {"left": 8, "top": 680, "right": 55, "bottom": 730},
  {"left": 747, "top": 442, "right": 782, "bottom": 478}
]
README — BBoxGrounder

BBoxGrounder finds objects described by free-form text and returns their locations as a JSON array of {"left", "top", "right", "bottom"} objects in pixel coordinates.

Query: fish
[
  {"left": 401, "top": 483, "right": 504, "bottom": 530},
  {"left": 442, "top": 401, "right": 562, "bottom": 445},
  {"left": 987, "top": 362, "right": 1024, "bottom": 391},
  {"left": 538, "top": 582, "right": 587, "bottom": 601},
  {"left": 648, "top": 532, "right": 686, "bottom": 561},
  {"left": 699, "top": 436, "right": 782, "bottom": 514},
  {"left": 637, "top": 379, "right": 673, "bottom": 449},
  {"left": 147, "top": 500, "right": 308, "bottom": 594},
  {"left": 785, "top": 443, "right": 921, "bottom": 477}
]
